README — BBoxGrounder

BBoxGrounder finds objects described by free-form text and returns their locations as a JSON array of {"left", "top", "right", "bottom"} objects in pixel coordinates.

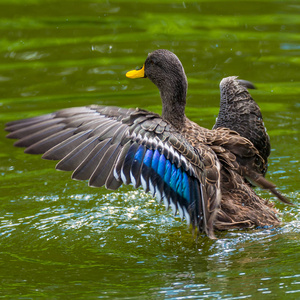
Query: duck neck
[
  {"left": 160, "top": 80, "right": 187, "bottom": 130},
  {"left": 161, "top": 93, "right": 186, "bottom": 129}
]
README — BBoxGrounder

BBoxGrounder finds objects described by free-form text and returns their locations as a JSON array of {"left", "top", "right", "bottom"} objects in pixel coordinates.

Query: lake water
[{"left": 0, "top": 0, "right": 299, "bottom": 299}]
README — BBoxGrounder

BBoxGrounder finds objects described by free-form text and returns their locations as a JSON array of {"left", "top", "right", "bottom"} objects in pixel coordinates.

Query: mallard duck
[{"left": 5, "top": 49, "right": 292, "bottom": 239}]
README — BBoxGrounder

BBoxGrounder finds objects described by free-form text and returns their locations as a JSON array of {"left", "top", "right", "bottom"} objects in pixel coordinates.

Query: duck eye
[{"left": 149, "top": 57, "right": 159, "bottom": 66}]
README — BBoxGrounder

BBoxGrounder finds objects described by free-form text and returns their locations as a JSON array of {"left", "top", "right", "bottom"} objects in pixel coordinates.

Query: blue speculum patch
[{"left": 130, "top": 147, "right": 193, "bottom": 207}]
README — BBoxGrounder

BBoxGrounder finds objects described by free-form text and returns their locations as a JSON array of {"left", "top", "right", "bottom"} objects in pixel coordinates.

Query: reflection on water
[{"left": 0, "top": 0, "right": 299, "bottom": 299}]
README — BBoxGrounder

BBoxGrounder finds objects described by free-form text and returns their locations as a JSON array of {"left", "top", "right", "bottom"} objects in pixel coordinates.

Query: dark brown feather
[
  {"left": 42, "top": 130, "right": 93, "bottom": 160},
  {"left": 25, "top": 128, "right": 78, "bottom": 154},
  {"left": 55, "top": 136, "right": 100, "bottom": 171},
  {"left": 214, "top": 76, "right": 270, "bottom": 175},
  {"left": 89, "top": 143, "right": 122, "bottom": 187},
  {"left": 72, "top": 138, "right": 112, "bottom": 181}
]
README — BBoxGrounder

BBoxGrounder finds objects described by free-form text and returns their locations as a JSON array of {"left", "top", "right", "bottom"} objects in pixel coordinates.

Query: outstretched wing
[
  {"left": 5, "top": 105, "right": 217, "bottom": 238},
  {"left": 214, "top": 76, "right": 270, "bottom": 175}
]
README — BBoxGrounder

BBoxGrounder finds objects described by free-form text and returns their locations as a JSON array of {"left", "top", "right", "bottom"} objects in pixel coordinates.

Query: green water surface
[{"left": 0, "top": 0, "right": 299, "bottom": 299}]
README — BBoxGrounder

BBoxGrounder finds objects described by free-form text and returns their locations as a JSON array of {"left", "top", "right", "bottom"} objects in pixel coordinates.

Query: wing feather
[
  {"left": 55, "top": 136, "right": 100, "bottom": 171},
  {"left": 5, "top": 105, "right": 217, "bottom": 236},
  {"left": 72, "top": 138, "right": 112, "bottom": 181},
  {"left": 25, "top": 128, "right": 78, "bottom": 154},
  {"left": 42, "top": 130, "right": 93, "bottom": 160},
  {"left": 89, "top": 143, "right": 122, "bottom": 188}
]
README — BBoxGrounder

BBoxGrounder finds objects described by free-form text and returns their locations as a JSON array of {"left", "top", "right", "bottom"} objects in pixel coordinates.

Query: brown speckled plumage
[
  {"left": 214, "top": 76, "right": 270, "bottom": 175},
  {"left": 5, "top": 49, "right": 292, "bottom": 239}
]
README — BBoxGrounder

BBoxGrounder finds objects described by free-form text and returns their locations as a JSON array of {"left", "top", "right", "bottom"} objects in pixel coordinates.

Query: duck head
[{"left": 126, "top": 49, "right": 188, "bottom": 128}]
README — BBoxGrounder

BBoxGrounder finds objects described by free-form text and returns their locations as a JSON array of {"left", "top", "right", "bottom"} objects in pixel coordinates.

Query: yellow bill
[{"left": 126, "top": 65, "right": 145, "bottom": 78}]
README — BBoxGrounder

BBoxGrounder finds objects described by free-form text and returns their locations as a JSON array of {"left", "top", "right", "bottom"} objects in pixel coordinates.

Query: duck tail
[{"left": 243, "top": 168, "right": 294, "bottom": 205}]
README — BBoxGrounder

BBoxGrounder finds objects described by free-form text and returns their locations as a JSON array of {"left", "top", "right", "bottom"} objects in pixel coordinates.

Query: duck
[{"left": 5, "top": 49, "right": 292, "bottom": 239}]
